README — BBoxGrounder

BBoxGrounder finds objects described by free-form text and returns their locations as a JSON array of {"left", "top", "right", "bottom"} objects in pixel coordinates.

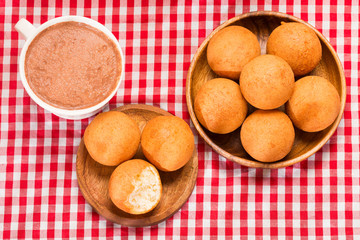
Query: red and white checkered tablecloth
[{"left": 1, "top": 0, "right": 359, "bottom": 239}]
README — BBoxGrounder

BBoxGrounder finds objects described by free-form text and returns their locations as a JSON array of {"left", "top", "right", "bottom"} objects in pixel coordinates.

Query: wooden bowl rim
[
  {"left": 186, "top": 11, "right": 346, "bottom": 169},
  {"left": 76, "top": 104, "right": 198, "bottom": 227}
]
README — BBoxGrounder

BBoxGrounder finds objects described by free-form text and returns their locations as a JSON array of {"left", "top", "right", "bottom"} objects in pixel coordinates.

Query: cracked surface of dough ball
[
  {"left": 84, "top": 111, "right": 141, "bottom": 166},
  {"left": 240, "top": 110, "right": 295, "bottom": 162},
  {"left": 240, "top": 54, "right": 295, "bottom": 110},
  {"left": 194, "top": 78, "right": 248, "bottom": 134},
  {"left": 109, "top": 159, "right": 162, "bottom": 215},
  {"left": 141, "top": 116, "right": 194, "bottom": 172},
  {"left": 267, "top": 22, "right": 322, "bottom": 76},
  {"left": 286, "top": 76, "right": 341, "bottom": 132},
  {"left": 207, "top": 26, "right": 261, "bottom": 80}
]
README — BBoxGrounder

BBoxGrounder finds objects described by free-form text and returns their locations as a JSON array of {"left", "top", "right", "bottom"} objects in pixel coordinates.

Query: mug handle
[{"left": 15, "top": 19, "right": 37, "bottom": 40}]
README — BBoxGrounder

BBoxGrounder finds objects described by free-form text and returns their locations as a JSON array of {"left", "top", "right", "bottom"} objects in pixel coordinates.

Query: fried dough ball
[
  {"left": 286, "top": 76, "right": 341, "bottom": 132},
  {"left": 267, "top": 22, "right": 322, "bottom": 76},
  {"left": 240, "top": 110, "right": 295, "bottom": 162},
  {"left": 84, "top": 111, "right": 141, "bottom": 166},
  {"left": 109, "top": 159, "right": 162, "bottom": 215},
  {"left": 240, "top": 54, "right": 295, "bottom": 110},
  {"left": 194, "top": 78, "right": 248, "bottom": 134},
  {"left": 207, "top": 26, "right": 261, "bottom": 80},
  {"left": 141, "top": 116, "right": 195, "bottom": 172}
]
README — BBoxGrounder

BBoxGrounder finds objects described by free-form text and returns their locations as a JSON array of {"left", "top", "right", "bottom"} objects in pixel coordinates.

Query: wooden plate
[
  {"left": 186, "top": 11, "right": 346, "bottom": 168},
  {"left": 76, "top": 104, "right": 198, "bottom": 227}
]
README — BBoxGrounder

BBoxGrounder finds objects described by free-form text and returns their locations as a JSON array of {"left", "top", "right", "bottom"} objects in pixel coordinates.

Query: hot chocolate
[{"left": 24, "top": 21, "right": 122, "bottom": 110}]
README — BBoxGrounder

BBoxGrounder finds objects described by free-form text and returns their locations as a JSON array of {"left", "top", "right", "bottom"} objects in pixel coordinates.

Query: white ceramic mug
[{"left": 15, "top": 16, "right": 125, "bottom": 120}]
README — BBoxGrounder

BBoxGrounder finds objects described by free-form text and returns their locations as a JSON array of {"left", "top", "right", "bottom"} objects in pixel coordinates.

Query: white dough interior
[{"left": 126, "top": 166, "right": 161, "bottom": 213}]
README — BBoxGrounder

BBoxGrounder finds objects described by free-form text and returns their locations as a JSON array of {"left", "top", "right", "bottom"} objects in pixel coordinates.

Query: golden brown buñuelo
[
  {"left": 84, "top": 111, "right": 141, "bottom": 166},
  {"left": 240, "top": 54, "right": 295, "bottom": 110},
  {"left": 207, "top": 25, "right": 261, "bottom": 80},
  {"left": 240, "top": 110, "right": 295, "bottom": 162},
  {"left": 286, "top": 76, "right": 341, "bottom": 132},
  {"left": 108, "top": 159, "right": 162, "bottom": 215},
  {"left": 194, "top": 78, "right": 248, "bottom": 134},
  {"left": 141, "top": 116, "right": 195, "bottom": 172},
  {"left": 267, "top": 22, "right": 322, "bottom": 76}
]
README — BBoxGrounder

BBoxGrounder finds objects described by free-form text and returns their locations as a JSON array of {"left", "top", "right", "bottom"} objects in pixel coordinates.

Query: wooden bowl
[
  {"left": 186, "top": 11, "right": 346, "bottom": 168},
  {"left": 76, "top": 104, "right": 198, "bottom": 227}
]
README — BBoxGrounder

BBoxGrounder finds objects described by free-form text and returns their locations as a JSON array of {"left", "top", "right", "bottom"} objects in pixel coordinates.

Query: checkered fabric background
[{"left": 1, "top": 0, "right": 359, "bottom": 239}]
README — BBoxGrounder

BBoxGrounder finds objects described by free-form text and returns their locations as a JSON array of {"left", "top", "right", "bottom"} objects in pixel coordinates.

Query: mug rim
[{"left": 18, "top": 16, "right": 125, "bottom": 118}]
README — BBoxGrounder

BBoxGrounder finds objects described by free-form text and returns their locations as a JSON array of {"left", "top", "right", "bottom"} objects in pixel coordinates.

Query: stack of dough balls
[
  {"left": 84, "top": 111, "right": 194, "bottom": 215},
  {"left": 195, "top": 22, "right": 341, "bottom": 163}
]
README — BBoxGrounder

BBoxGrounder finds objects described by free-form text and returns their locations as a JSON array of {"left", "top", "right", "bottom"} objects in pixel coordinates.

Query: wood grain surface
[
  {"left": 186, "top": 11, "right": 346, "bottom": 168},
  {"left": 76, "top": 104, "right": 198, "bottom": 227}
]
